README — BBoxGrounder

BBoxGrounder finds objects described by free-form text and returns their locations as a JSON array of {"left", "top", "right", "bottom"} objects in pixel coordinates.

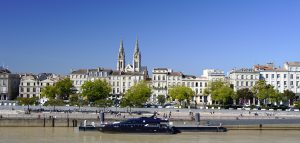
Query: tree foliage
[
  {"left": 168, "top": 85, "right": 194, "bottom": 105},
  {"left": 157, "top": 95, "right": 166, "bottom": 106},
  {"left": 55, "top": 78, "right": 73, "bottom": 100},
  {"left": 17, "top": 97, "right": 39, "bottom": 107},
  {"left": 252, "top": 80, "right": 277, "bottom": 105},
  {"left": 121, "top": 81, "right": 151, "bottom": 107},
  {"left": 204, "top": 80, "right": 234, "bottom": 104},
  {"left": 282, "top": 90, "right": 296, "bottom": 105},
  {"left": 43, "top": 99, "right": 65, "bottom": 107},
  {"left": 41, "top": 85, "right": 57, "bottom": 99},
  {"left": 81, "top": 79, "right": 111, "bottom": 103},
  {"left": 40, "top": 77, "right": 73, "bottom": 100},
  {"left": 236, "top": 88, "right": 254, "bottom": 105}
]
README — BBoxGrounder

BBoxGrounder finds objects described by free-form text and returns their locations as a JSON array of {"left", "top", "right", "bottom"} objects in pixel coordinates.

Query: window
[
  {"left": 33, "top": 88, "right": 36, "bottom": 92},
  {"left": 272, "top": 74, "right": 274, "bottom": 78},
  {"left": 200, "top": 82, "right": 202, "bottom": 87},
  {"left": 291, "top": 81, "right": 293, "bottom": 86},
  {"left": 195, "top": 82, "right": 198, "bottom": 87},
  {"left": 241, "top": 81, "right": 244, "bottom": 86},
  {"left": 236, "top": 81, "right": 239, "bottom": 86},
  {"left": 291, "top": 74, "right": 294, "bottom": 79},
  {"left": 284, "top": 81, "right": 287, "bottom": 86},
  {"left": 284, "top": 74, "right": 287, "bottom": 78},
  {"left": 277, "top": 81, "right": 280, "bottom": 85},
  {"left": 250, "top": 75, "right": 253, "bottom": 79},
  {"left": 277, "top": 74, "right": 280, "bottom": 78},
  {"left": 27, "top": 82, "right": 30, "bottom": 86},
  {"left": 27, "top": 88, "right": 30, "bottom": 92},
  {"left": 123, "top": 82, "right": 125, "bottom": 86},
  {"left": 246, "top": 81, "right": 248, "bottom": 86},
  {"left": 266, "top": 74, "right": 269, "bottom": 78},
  {"left": 241, "top": 75, "right": 244, "bottom": 79}
]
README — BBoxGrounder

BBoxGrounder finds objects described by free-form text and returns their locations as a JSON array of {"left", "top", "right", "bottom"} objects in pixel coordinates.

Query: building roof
[
  {"left": 0, "top": 67, "right": 11, "bottom": 74},
  {"left": 168, "top": 72, "right": 183, "bottom": 76},
  {"left": 230, "top": 68, "right": 258, "bottom": 73},
  {"left": 71, "top": 69, "right": 88, "bottom": 74},
  {"left": 111, "top": 70, "right": 145, "bottom": 76},
  {"left": 153, "top": 68, "right": 168, "bottom": 70},
  {"left": 285, "top": 62, "right": 300, "bottom": 67}
]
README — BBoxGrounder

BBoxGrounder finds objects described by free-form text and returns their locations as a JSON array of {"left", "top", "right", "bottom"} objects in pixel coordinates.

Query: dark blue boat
[{"left": 98, "top": 116, "right": 179, "bottom": 134}]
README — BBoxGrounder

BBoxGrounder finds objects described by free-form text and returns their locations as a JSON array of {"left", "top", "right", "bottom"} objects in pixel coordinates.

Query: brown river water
[{"left": 0, "top": 127, "right": 299, "bottom": 143}]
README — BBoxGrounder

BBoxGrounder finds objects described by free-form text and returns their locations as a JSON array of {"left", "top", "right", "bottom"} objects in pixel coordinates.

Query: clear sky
[{"left": 1, "top": 0, "right": 300, "bottom": 76}]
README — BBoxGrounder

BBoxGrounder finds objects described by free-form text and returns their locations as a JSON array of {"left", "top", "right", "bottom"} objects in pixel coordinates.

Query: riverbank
[{"left": 1, "top": 106, "right": 300, "bottom": 130}]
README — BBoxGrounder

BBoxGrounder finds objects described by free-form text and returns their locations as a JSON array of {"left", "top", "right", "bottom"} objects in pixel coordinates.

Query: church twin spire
[{"left": 117, "top": 39, "right": 141, "bottom": 72}]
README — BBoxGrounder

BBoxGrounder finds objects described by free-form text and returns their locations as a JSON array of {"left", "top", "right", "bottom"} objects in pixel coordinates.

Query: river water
[{"left": 0, "top": 127, "right": 299, "bottom": 143}]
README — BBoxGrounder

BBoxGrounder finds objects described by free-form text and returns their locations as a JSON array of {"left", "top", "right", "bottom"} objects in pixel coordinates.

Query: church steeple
[
  {"left": 133, "top": 39, "right": 141, "bottom": 72},
  {"left": 117, "top": 40, "right": 126, "bottom": 71}
]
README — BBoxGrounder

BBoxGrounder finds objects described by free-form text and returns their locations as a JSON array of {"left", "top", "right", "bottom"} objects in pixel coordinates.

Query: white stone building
[
  {"left": 19, "top": 73, "right": 60, "bottom": 102},
  {"left": 151, "top": 68, "right": 214, "bottom": 105},
  {"left": 229, "top": 68, "right": 260, "bottom": 91},
  {"left": 258, "top": 62, "right": 300, "bottom": 96},
  {"left": 0, "top": 67, "right": 20, "bottom": 100}
]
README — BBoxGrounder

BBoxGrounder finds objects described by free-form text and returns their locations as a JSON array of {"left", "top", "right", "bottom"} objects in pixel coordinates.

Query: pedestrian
[{"left": 169, "top": 111, "right": 172, "bottom": 118}]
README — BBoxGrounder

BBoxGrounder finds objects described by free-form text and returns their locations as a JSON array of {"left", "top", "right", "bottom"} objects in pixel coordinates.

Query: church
[{"left": 70, "top": 39, "right": 148, "bottom": 101}]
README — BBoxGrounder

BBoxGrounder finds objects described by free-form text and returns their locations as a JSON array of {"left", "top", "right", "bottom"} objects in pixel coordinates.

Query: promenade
[{"left": 1, "top": 105, "right": 300, "bottom": 121}]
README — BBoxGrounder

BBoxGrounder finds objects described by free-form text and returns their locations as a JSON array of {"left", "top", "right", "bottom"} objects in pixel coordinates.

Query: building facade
[
  {"left": 150, "top": 68, "right": 223, "bottom": 105},
  {"left": 229, "top": 68, "right": 260, "bottom": 91},
  {"left": 258, "top": 62, "right": 300, "bottom": 96},
  {"left": 70, "top": 40, "right": 148, "bottom": 101},
  {"left": 0, "top": 67, "right": 20, "bottom": 100},
  {"left": 19, "top": 73, "right": 60, "bottom": 101}
]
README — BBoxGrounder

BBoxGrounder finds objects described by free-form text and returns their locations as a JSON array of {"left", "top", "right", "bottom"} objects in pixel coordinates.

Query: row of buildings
[{"left": 1, "top": 40, "right": 300, "bottom": 106}]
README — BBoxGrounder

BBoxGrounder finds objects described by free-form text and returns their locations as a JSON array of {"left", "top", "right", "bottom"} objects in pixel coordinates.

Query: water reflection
[{"left": 0, "top": 127, "right": 299, "bottom": 143}]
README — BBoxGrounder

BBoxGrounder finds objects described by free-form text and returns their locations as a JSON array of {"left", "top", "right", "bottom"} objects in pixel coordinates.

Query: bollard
[
  {"left": 52, "top": 118, "right": 55, "bottom": 127},
  {"left": 259, "top": 124, "right": 262, "bottom": 129},
  {"left": 100, "top": 112, "right": 105, "bottom": 124},
  {"left": 43, "top": 118, "right": 46, "bottom": 127},
  {"left": 67, "top": 118, "right": 70, "bottom": 127},
  {"left": 195, "top": 113, "right": 200, "bottom": 124}
]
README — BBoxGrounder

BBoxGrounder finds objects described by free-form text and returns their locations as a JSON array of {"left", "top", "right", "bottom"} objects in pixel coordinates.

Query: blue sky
[{"left": 1, "top": 0, "right": 300, "bottom": 75}]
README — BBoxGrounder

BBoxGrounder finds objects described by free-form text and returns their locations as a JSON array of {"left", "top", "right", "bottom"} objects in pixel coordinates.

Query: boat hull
[{"left": 98, "top": 125, "right": 179, "bottom": 134}]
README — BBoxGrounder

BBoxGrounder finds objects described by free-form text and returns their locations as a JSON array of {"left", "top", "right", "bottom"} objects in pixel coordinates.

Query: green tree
[
  {"left": 236, "top": 88, "right": 254, "bottom": 105},
  {"left": 168, "top": 85, "right": 194, "bottom": 107},
  {"left": 41, "top": 85, "right": 57, "bottom": 99},
  {"left": 252, "top": 80, "right": 269, "bottom": 105},
  {"left": 121, "top": 81, "right": 152, "bottom": 108},
  {"left": 282, "top": 90, "right": 296, "bottom": 106},
  {"left": 269, "top": 89, "right": 282, "bottom": 104},
  {"left": 81, "top": 79, "right": 111, "bottom": 103},
  {"left": 157, "top": 95, "right": 166, "bottom": 106},
  {"left": 55, "top": 78, "right": 73, "bottom": 100},
  {"left": 69, "top": 94, "right": 87, "bottom": 108},
  {"left": 204, "top": 80, "right": 234, "bottom": 105},
  {"left": 17, "top": 97, "right": 39, "bottom": 111},
  {"left": 294, "top": 101, "right": 300, "bottom": 109}
]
